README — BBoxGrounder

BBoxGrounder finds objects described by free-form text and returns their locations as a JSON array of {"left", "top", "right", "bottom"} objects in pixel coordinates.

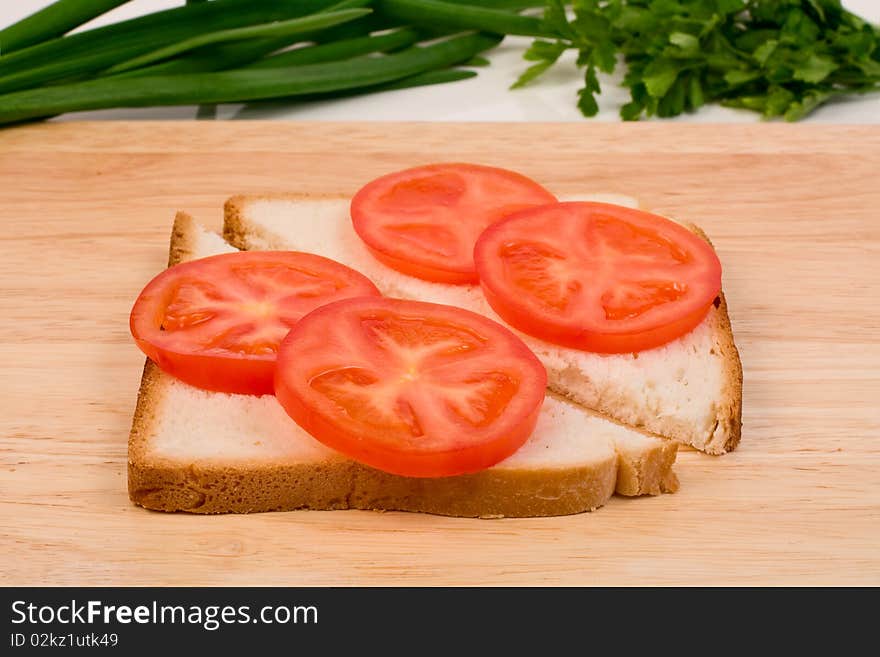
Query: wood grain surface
[{"left": 1, "top": 122, "right": 878, "bottom": 586}]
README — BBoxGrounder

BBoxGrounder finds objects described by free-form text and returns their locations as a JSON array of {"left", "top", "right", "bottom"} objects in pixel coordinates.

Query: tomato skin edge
[
  {"left": 275, "top": 368, "right": 544, "bottom": 478},
  {"left": 129, "top": 294, "right": 278, "bottom": 396},
  {"left": 473, "top": 202, "right": 723, "bottom": 354},
  {"left": 360, "top": 243, "right": 480, "bottom": 285},
  {"left": 129, "top": 284, "right": 275, "bottom": 396},
  {"left": 134, "top": 336, "right": 277, "bottom": 396},
  {"left": 129, "top": 250, "right": 381, "bottom": 396},
  {"left": 350, "top": 162, "right": 557, "bottom": 285},
  {"left": 480, "top": 280, "right": 715, "bottom": 353},
  {"left": 273, "top": 296, "right": 548, "bottom": 478}
]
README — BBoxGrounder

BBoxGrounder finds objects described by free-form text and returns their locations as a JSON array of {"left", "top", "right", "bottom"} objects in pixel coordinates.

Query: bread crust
[
  {"left": 129, "top": 361, "right": 619, "bottom": 517},
  {"left": 688, "top": 224, "right": 743, "bottom": 454},
  {"left": 127, "top": 212, "right": 623, "bottom": 516},
  {"left": 614, "top": 438, "right": 680, "bottom": 496}
]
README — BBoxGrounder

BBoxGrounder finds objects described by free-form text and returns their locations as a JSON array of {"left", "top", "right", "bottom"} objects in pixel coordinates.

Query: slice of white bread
[
  {"left": 128, "top": 213, "right": 678, "bottom": 517},
  {"left": 224, "top": 194, "right": 742, "bottom": 455}
]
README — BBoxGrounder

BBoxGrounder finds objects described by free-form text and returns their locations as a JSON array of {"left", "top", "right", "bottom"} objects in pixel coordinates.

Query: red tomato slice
[
  {"left": 274, "top": 297, "right": 547, "bottom": 477},
  {"left": 130, "top": 251, "right": 380, "bottom": 395},
  {"left": 350, "top": 163, "right": 557, "bottom": 284},
  {"left": 473, "top": 202, "right": 723, "bottom": 354}
]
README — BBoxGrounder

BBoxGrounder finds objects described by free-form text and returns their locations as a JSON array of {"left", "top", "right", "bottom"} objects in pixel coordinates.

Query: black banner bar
[{"left": 0, "top": 587, "right": 869, "bottom": 652}]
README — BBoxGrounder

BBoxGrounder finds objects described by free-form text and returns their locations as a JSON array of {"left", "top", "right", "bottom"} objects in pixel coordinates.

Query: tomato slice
[
  {"left": 473, "top": 202, "right": 723, "bottom": 354},
  {"left": 274, "top": 297, "right": 547, "bottom": 477},
  {"left": 130, "top": 251, "right": 380, "bottom": 395},
  {"left": 350, "top": 163, "right": 557, "bottom": 284}
]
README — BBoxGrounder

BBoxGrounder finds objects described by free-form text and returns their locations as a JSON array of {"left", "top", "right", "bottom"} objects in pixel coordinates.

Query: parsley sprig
[{"left": 515, "top": 0, "right": 880, "bottom": 120}]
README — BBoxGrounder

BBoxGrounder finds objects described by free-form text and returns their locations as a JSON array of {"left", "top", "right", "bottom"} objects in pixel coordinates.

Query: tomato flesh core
[
  {"left": 351, "top": 163, "right": 557, "bottom": 284},
  {"left": 130, "top": 251, "right": 380, "bottom": 395},
  {"left": 275, "top": 297, "right": 547, "bottom": 477},
  {"left": 474, "top": 202, "right": 723, "bottom": 353}
]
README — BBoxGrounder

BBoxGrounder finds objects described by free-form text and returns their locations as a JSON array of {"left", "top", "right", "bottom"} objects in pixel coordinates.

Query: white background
[{"left": 2, "top": 0, "right": 879, "bottom": 122}]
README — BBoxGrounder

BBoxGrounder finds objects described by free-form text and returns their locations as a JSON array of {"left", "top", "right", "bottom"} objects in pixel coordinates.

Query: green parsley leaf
[
  {"left": 511, "top": 39, "right": 567, "bottom": 88},
  {"left": 577, "top": 87, "right": 600, "bottom": 116},
  {"left": 517, "top": 0, "right": 880, "bottom": 121},
  {"left": 670, "top": 32, "right": 700, "bottom": 54},
  {"left": 793, "top": 52, "right": 838, "bottom": 82},
  {"left": 753, "top": 40, "right": 779, "bottom": 66}
]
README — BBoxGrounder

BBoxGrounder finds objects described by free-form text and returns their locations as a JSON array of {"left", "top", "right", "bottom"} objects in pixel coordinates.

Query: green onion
[
  {"left": 0, "top": 0, "right": 132, "bottom": 54},
  {"left": 376, "top": 67, "right": 476, "bottom": 90},
  {"left": 106, "top": 37, "right": 298, "bottom": 79},
  {"left": 245, "top": 28, "right": 420, "bottom": 69},
  {"left": 107, "top": 14, "right": 388, "bottom": 79},
  {"left": 0, "top": 32, "right": 501, "bottom": 125},
  {"left": 463, "top": 55, "right": 491, "bottom": 67},
  {"left": 237, "top": 67, "right": 476, "bottom": 115},
  {"left": 310, "top": 14, "right": 400, "bottom": 44},
  {"left": 107, "top": 9, "right": 372, "bottom": 74},
  {"left": 441, "top": 0, "right": 544, "bottom": 9},
  {"left": 0, "top": 0, "right": 347, "bottom": 93},
  {"left": 283, "top": 66, "right": 480, "bottom": 98},
  {"left": 377, "top": 0, "right": 548, "bottom": 37}
]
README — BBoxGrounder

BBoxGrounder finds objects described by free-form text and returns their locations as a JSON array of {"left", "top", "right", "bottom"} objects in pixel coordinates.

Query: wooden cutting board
[{"left": 1, "top": 121, "right": 878, "bottom": 586}]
